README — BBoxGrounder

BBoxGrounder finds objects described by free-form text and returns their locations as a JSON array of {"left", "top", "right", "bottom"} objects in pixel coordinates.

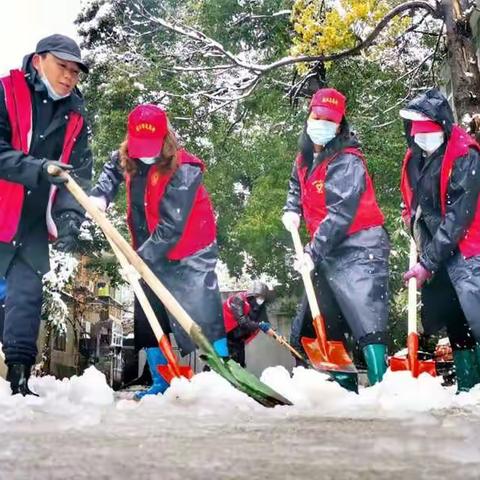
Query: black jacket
[
  {"left": 91, "top": 151, "right": 226, "bottom": 355},
  {"left": 284, "top": 124, "right": 390, "bottom": 343},
  {"left": 285, "top": 126, "right": 369, "bottom": 263},
  {"left": 91, "top": 150, "right": 202, "bottom": 265},
  {"left": 402, "top": 89, "right": 480, "bottom": 273},
  {"left": 227, "top": 294, "right": 267, "bottom": 341},
  {"left": 0, "top": 55, "right": 92, "bottom": 276}
]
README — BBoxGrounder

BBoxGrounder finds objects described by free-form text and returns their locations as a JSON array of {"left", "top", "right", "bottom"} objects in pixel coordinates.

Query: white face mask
[
  {"left": 414, "top": 132, "right": 444, "bottom": 155},
  {"left": 139, "top": 157, "right": 157, "bottom": 165},
  {"left": 40, "top": 75, "right": 70, "bottom": 101},
  {"left": 306, "top": 119, "right": 338, "bottom": 146},
  {"left": 256, "top": 297, "right": 265, "bottom": 306}
]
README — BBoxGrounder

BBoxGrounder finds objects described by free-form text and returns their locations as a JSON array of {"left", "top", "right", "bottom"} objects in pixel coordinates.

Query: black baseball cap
[{"left": 35, "top": 34, "right": 89, "bottom": 74}]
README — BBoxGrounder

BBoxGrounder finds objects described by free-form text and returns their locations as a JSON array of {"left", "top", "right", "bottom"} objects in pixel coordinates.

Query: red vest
[
  {"left": 296, "top": 147, "right": 384, "bottom": 239},
  {"left": 223, "top": 292, "right": 259, "bottom": 344},
  {"left": 0, "top": 69, "right": 84, "bottom": 243},
  {"left": 400, "top": 125, "right": 480, "bottom": 258},
  {"left": 126, "top": 149, "right": 216, "bottom": 260}
]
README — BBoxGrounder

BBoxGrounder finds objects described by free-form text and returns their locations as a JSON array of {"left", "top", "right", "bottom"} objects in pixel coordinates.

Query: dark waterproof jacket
[
  {"left": 285, "top": 128, "right": 390, "bottom": 343},
  {"left": 91, "top": 151, "right": 226, "bottom": 355},
  {"left": 224, "top": 292, "right": 267, "bottom": 344},
  {"left": 401, "top": 89, "right": 480, "bottom": 338},
  {"left": 0, "top": 55, "right": 92, "bottom": 277}
]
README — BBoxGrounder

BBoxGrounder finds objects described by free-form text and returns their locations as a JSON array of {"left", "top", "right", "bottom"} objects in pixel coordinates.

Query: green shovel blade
[
  {"left": 201, "top": 351, "right": 292, "bottom": 408},
  {"left": 191, "top": 325, "right": 291, "bottom": 408}
]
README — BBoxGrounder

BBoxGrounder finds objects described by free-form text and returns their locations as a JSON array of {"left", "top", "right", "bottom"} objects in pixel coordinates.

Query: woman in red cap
[
  {"left": 89, "top": 104, "right": 228, "bottom": 398},
  {"left": 283, "top": 87, "right": 390, "bottom": 388},
  {"left": 399, "top": 89, "right": 480, "bottom": 392}
]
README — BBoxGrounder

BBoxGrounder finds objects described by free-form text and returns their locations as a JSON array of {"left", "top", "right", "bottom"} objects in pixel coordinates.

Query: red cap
[
  {"left": 127, "top": 104, "right": 168, "bottom": 158},
  {"left": 310, "top": 88, "right": 346, "bottom": 123},
  {"left": 411, "top": 120, "right": 443, "bottom": 135}
]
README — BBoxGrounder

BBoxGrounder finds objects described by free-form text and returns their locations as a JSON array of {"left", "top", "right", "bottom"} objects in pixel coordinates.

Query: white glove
[
  {"left": 282, "top": 211, "right": 300, "bottom": 232},
  {"left": 293, "top": 252, "right": 314, "bottom": 273},
  {"left": 86, "top": 195, "right": 108, "bottom": 219}
]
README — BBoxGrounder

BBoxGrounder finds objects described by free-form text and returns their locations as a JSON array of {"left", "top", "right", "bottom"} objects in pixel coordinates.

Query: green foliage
[{"left": 76, "top": 0, "right": 433, "bottom": 347}]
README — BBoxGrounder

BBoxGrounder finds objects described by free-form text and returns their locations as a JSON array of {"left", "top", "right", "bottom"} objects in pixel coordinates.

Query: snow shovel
[
  {"left": 268, "top": 329, "right": 310, "bottom": 366},
  {"left": 54, "top": 167, "right": 292, "bottom": 408},
  {"left": 104, "top": 231, "right": 193, "bottom": 384},
  {"left": 389, "top": 239, "right": 436, "bottom": 377},
  {"left": 290, "top": 228, "right": 358, "bottom": 392}
]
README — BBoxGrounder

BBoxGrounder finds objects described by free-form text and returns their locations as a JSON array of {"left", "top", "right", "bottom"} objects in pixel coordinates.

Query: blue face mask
[
  {"left": 306, "top": 119, "right": 338, "bottom": 146},
  {"left": 40, "top": 75, "right": 70, "bottom": 101}
]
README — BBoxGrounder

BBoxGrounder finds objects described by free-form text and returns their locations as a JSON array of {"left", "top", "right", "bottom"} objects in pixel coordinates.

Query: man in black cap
[{"left": 0, "top": 34, "right": 92, "bottom": 395}]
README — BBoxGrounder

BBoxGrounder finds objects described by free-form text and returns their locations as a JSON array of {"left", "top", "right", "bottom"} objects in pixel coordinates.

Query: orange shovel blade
[
  {"left": 301, "top": 336, "right": 357, "bottom": 373},
  {"left": 389, "top": 333, "right": 436, "bottom": 378},
  {"left": 157, "top": 364, "right": 194, "bottom": 384},
  {"left": 157, "top": 336, "right": 194, "bottom": 383},
  {"left": 301, "top": 313, "right": 357, "bottom": 373},
  {"left": 389, "top": 356, "right": 436, "bottom": 377}
]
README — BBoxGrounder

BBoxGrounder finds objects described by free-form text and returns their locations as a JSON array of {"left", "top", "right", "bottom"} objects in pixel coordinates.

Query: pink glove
[{"left": 403, "top": 262, "right": 432, "bottom": 288}]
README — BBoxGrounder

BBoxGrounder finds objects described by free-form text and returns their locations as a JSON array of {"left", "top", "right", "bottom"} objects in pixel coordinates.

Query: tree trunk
[{"left": 442, "top": 0, "right": 480, "bottom": 121}]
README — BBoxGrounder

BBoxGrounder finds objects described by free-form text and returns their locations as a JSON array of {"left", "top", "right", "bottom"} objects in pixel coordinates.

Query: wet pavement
[{"left": 1, "top": 404, "right": 479, "bottom": 480}]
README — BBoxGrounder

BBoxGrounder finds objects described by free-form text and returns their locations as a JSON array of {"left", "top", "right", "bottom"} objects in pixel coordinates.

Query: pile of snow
[
  {"left": 260, "top": 366, "right": 480, "bottom": 419},
  {"left": 1, "top": 365, "right": 480, "bottom": 429}
]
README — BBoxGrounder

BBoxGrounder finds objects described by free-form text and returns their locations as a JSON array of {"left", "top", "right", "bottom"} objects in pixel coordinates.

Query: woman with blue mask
[{"left": 282, "top": 88, "right": 390, "bottom": 387}]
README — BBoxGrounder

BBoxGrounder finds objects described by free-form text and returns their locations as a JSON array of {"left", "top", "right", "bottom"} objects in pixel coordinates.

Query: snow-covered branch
[
  {"left": 100, "top": 0, "right": 440, "bottom": 110},
  {"left": 232, "top": 9, "right": 291, "bottom": 26}
]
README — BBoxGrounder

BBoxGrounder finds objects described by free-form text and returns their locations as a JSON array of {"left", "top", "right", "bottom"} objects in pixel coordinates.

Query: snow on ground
[
  {"left": 1, "top": 365, "right": 480, "bottom": 429},
  {"left": 2, "top": 366, "right": 480, "bottom": 479}
]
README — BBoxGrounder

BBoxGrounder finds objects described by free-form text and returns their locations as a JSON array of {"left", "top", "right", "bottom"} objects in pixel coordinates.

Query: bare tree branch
[
  {"left": 259, "top": 2, "right": 439, "bottom": 72},
  {"left": 127, "top": 0, "right": 440, "bottom": 108},
  {"left": 232, "top": 10, "right": 291, "bottom": 26}
]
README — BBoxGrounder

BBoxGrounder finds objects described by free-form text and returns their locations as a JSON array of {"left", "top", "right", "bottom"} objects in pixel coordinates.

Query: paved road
[{"left": 1, "top": 403, "right": 479, "bottom": 480}]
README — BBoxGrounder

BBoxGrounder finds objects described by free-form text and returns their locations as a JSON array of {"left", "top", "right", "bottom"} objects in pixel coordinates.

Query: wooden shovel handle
[
  {"left": 105, "top": 233, "right": 166, "bottom": 342},
  {"left": 290, "top": 228, "right": 321, "bottom": 318},
  {"left": 407, "top": 238, "right": 418, "bottom": 335},
  {"left": 271, "top": 330, "right": 305, "bottom": 361},
  {"left": 59, "top": 171, "right": 197, "bottom": 336}
]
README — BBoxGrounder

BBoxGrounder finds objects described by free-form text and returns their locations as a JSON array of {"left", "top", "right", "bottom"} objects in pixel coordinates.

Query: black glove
[
  {"left": 41, "top": 160, "right": 73, "bottom": 185},
  {"left": 53, "top": 212, "right": 82, "bottom": 253}
]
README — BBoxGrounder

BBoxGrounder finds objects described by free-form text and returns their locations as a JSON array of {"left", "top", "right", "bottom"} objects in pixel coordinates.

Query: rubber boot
[
  {"left": 6, "top": 364, "right": 38, "bottom": 397},
  {"left": 453, "top": 349, "right": 480, "bottom": 393},
  {"left": 134, "top": 348, "right": 170, "bottom": 400},
  {"left": 213, "top": 337, "right": 229, "bottom": 358},
  {"left": 363, "top": 344, "right": 387, "bottom": 386},
  {"left": 329, "top": 371, "right": 359, "bottom": 393},
  {"left": 474, "top": 344, "right": 480, "bottom": 378}
]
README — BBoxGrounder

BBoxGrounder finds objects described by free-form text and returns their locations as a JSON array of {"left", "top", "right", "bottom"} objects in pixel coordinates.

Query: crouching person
[{"left": 223, "top": 281, "right": 273, "bottom": 367}]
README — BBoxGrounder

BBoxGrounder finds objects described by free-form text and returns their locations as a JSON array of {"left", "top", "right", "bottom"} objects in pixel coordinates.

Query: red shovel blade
[
  {"left": 389, "top": 333, "right": 436, "bottom": 378},
  {"left": 156, "top": 336, "right": 194, "bottom": 383},
  {"left": 157, "top": 364, "right": 194, "bottom": 384},
  {"left": 301, "top": 336, "right": 357, "bottom": 373},
  {"left": 301, "top": 314, "right": 357, "bottom": 373}
]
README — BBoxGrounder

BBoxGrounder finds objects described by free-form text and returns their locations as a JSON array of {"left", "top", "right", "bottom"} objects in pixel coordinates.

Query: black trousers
[
  {"left": 227, "top": 338, "right": 246, "bottom": 367},
  {"left": 290, "top": 268, "right": 351, "bottom": 351},
  {"left": 3, "top": 254, "right": 43, "bottom": 365},
  {"left": 133, "top": 280, "right": 172, "bottom": 350},
  {"left": 422, "top": 267, "right": 476, "bottom": 351}
]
